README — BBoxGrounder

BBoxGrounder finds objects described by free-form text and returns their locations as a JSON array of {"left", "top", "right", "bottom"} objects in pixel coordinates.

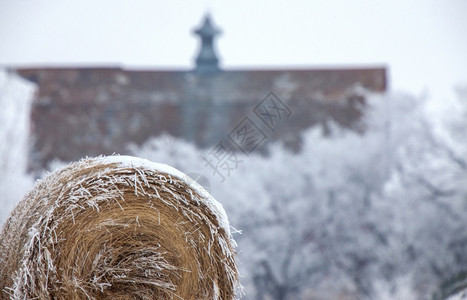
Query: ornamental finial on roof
[{"left": 193, "top": 14, "right": 221, "bottom": 73}]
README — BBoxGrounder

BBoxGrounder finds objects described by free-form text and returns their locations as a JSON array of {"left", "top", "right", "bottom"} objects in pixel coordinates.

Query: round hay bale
[{"left": 0, "top": 156, "right": 239, "bottom": 299}]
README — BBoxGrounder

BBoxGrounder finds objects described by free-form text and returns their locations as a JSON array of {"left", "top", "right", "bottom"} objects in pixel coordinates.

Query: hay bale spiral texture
[{"left": 0, "top": 156, "right": 239, "bottom": 299}]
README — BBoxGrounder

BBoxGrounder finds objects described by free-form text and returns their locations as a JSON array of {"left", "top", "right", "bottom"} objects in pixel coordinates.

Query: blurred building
[{"left": 15, "top": 15, "right": 387, "bottom": 170}]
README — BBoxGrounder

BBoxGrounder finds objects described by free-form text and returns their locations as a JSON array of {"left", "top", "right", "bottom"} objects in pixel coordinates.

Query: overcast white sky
[{"left": 1, "top": 0, "right": 466, "bottom": 99}]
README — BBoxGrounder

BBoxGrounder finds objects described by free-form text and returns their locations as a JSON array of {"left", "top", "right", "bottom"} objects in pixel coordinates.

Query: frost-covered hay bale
[{"left": 0, "top": 156, "right": 239, "bottom": 299}]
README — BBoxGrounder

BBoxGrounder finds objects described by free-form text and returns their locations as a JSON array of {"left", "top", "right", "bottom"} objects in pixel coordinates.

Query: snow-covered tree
[
  {"left": 0, "top": 70, "right": 35, "bottom": 224},
  {"left": 131, "top": 87, "right": 467, "bottom": 299},
  {"left": 385, "top": 86, "right": 467, "bottom": 299}
]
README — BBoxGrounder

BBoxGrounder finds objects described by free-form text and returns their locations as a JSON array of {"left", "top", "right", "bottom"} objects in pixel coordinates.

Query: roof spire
[{"left": 193, "top": 14, "right": 221, "bottom": 73}]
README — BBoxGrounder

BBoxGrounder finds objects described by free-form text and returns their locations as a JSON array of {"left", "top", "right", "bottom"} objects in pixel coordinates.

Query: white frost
[
  {"left": 447, "top": 288, "right": 467, "bottom": 300},
  {"left": 100, "top": 155, "right": 232, "bottom": 237}
]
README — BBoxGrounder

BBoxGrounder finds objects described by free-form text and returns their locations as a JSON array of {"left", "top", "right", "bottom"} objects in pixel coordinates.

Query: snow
[
  {"left": 448, "top": 289, "right": 467, "bottom": 300},
  {"left": 100, "top": 155, "right": 232, "bottom": 237}
]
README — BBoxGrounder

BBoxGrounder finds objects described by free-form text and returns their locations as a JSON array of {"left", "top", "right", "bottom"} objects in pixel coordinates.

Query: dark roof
[{"left": 18, "top": 67, "right": 386, "bottom": 103}]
